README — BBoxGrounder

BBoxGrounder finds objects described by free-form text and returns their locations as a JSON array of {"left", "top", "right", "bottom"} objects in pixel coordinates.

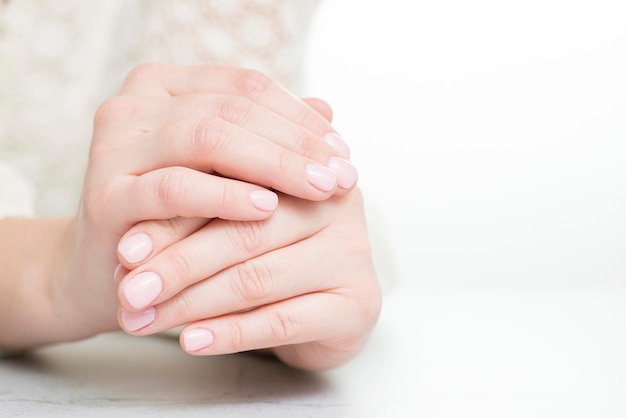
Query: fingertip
[
  {"left": 117, "top": 232, "right": 153, "bottom": 266},
  {"left": 113, "top": 263, "right": 129, "bottom": 284},
  {"left": 250, "top": 189, "right": 278, "bottom": 212},
  {"left": 119, "top": 306, "right": 156, "bottom": 333},
  {"left": 326, "top": 157, "right": 358, "bottom": 191},
  {"left": 305, "top": 164, "right": 338, "bottom": 193},
  {"left": 181, "top": 327, "right": 215, "bottom": 353},
  {"left": 324, "top": 132, "right": 351, "bottom": 159},
  {"left": 120, "top": 271, "right": 163, "bottom": 311}
]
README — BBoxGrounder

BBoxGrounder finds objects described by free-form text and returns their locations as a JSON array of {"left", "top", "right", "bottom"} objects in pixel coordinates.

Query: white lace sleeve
[{"left": 0, "top": 162, "right": 35, "bottom": 219}]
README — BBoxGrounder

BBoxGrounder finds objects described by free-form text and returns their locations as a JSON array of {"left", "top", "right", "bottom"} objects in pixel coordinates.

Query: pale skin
[{"left": 0, "top": 64, "right": 381, "bottom": 371}]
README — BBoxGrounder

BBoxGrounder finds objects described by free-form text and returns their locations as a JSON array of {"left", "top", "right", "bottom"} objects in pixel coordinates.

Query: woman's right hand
[{"left": 56, "top": 64, "right": 357, "bottom": 343}]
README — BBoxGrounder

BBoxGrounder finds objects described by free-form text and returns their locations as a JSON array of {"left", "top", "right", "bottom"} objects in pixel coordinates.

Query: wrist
[
  {"left": 51, "top": 217, "right": 121, "bottom": 342},
  {"left": 0, "top": 217, "right": 107, "bottom": 350}
]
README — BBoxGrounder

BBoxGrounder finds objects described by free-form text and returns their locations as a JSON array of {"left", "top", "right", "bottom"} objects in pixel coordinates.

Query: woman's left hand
[{"left": 115, "top": 188, "right": 381, "bottom": 371}]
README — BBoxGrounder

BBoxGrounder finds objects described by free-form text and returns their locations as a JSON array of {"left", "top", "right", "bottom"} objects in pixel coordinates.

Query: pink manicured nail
[
  {"left": 324, "top": 132, "right": 351, "bottom": 159},
  {"left": 326, "top": 157, "right": 358, "bottom": 189},
  {"left": 118, "top": 232, "right": 152, "bottom": 264},
  {"left": 183, "top": 328, "right": 214, "bottom": 351},
  {"left": 250, "top": 189, "right": 278, "bottom": 212},
  {"left": 305, "top": 164, "right": 337, "bottom": 192},
  {"left": 120, "top": 307, "right": 156, "bottom": 331},
  {"left": 123, "top": 271, "right": 163, "bottom": 309},
  {"left": 113, "top": 264, "right": 124, "bottom": 283}
]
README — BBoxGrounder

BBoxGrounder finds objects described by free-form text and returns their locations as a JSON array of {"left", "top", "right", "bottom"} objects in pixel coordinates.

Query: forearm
[{"left": 0, "top": 217, "right": 83, "bottom": 350}]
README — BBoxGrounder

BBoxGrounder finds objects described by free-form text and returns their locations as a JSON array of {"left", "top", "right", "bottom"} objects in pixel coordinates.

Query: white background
[
  {"left": 306, "top": 0, "right": 626, "bottom": 291},
  {"left": 305, "top": 1, "right": 626, "bottom": 416}
]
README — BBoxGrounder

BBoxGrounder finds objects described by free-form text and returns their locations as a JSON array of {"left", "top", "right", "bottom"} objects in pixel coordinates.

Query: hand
[
  {"left": 58, "top": 64, "right": 357, "bottom": 340},
  {"left": 115, "top": 188, "right": 381, "bottom": 371}
]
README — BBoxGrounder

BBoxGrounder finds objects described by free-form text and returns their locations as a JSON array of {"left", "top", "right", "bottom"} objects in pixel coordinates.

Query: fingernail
[
  {"left": 305, "top": 164, "right": 337, "bottom": 192},
  {"left": 118, "top": 232, "right": 152, "bottom": 264},
  {"left": 183, "top": 328, "right": 214, "bottom": 351},
  {"left": 326, "top": 157, "right": 358, "bottom": 189},
  {"left": 250, "top": 189, "right": 278, "bottom": 212},
  {"left": 324, "top": 132, "right": 351, "bottom": 159},
  {"left": 123, "top": 271, "right": 163, "bottom": 309},
  {"left": 113, "top": 263, "right": 125, "bottom": 283},
  {"left": 121, "top": 307, "right": 156, "bottom": 331}
]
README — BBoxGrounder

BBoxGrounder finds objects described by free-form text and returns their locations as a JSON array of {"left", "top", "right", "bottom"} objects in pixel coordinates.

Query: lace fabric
[{"left": 0, "top": 0, "right": 319, "bottom": 216}]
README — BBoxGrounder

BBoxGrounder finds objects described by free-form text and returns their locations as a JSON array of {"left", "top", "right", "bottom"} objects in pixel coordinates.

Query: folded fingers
[
  {"left": 116, "top": 195, "right": 336, "bottom": 314},
  {"left": 119, "top": 230, "right": 336, "bottom": 333},
  {"left": 137, "top": 116, "right": 357, "bottom": 199},
  {"left": 91, "top": 96, "right": 357, "bottom": 210},
  {"left": 120, "top": 64, "right": 335, "bottom": 140},
  {"left": 102, "top": 167, "right": 278, "bottom": 230}
]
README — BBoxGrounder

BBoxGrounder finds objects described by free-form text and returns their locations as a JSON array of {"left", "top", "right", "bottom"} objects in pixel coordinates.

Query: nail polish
[
  {"left": 250, "top": 189, "right": 278, "bottom": 212},
  {"left": 183, "top": 328, "right": 214, "bottom": 351},
  {"left": 326, "top": 157, "right": 358, "bottom": 189},
  {"left": 113, "top": 263, "right": 126, "bottom": 283},
  {"left": 118, "top": 232, "right": 152, "bottom": 264},
  {"left": 305, "top": 164, "right": 337, "bottom": 192},
  {"left": 121, "top": 307, "right": 156, "bottom": 331},
  {"left": 123, "top": 271, "right": 163, "bottom": 310}
]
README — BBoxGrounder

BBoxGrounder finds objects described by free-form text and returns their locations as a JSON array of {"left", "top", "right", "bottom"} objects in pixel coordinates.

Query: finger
[
  {"left": 302, "top": 97, "right": 334, "bottom": 123},
  {"left": 119, "top": 189, "right": 376, "bottom": 334},
  {"left": 126, "top": 230, "right": 337, "bottom": 333},
  {"left": 164, "top": 94, "right": 350, "bottom": 160},
  {"left": 117, "top": 217, "right": 209, "bottom": 267},
  {"left": 93, "top": 97, "right": 356, "bottom": 201},
  {"left": 120, "top": 64, "right": 335, "bottom": 138},
  {"left": 116, "top": 195, "right": 337, "bottom": 312},
  {"left": 133, "top": 118, "right": 358, "bottom": 199},
  {"left": 300, "top": 99, "right": 351, "bottom": 161},
  {"left": 111, "top": 166, "right": 279, "bottom": 226},
  {"left": 105, "top": 82, "right": 342, "bottom": 160},
  {"left": 178, "top": 293, "right": 357, "bottom": 356}
]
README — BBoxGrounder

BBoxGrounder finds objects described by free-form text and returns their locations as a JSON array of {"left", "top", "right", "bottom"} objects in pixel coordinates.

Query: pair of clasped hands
[{"left": 66, "top": 64, "right": 381, "bottom": 371}]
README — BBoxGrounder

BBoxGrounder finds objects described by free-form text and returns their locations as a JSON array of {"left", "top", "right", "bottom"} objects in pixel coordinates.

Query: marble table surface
[
  {"left": 2, "top": 286, "right": 626, "bottom": 417},
  {"left": 1, "top": 329, "right": 360, "bottom": 417}
]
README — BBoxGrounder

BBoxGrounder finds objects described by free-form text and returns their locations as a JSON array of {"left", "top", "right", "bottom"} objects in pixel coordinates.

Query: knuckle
[
  {"left": 123, "top": 62, "right": 162, "bottom": 86},
  {"left": 217, "top": 183, "right": 237, "bottom": 214},
  {"left": 296, "top": 105, "right": 317, "bottom": 128},
  {"left": 217, "top": 96, "right": 254, "bottom": 125},
  {"left": 292, "top": 131, "right": 323, "bottom": 160},
  {"left": 226, "top": 320, "right": 245, "bottom": 352},
  {"left": 93, "top": 96, "right": 138, "bottom": 128},
  {"left": 160, "top": 217, "right": 194, "bottom": 242},
  {"left": 139, "top": 217, "right": 195, "bottom": 252},
  {"left": 189, "top": 117, "right": 229, "bottom": 157},
  {"left": 230, "top": 260, "right": 273, "bottom": 304},
  {"left": 234, "top": 68, "right": 273, "bottom": 97},
  {"left": 171, "top": 289, "right": 196, "bottom": 319},
  {"left": 353, "top": 280, "right": 383, "bottom": 331},
  {"left": 266, "top": 308, "right": 295, "bottom": 344},
  {"left": 275, "top": 148, "right": 291, "bottom": 176},
  {"left": 154, "top": 167, "right": 192, "bottom": 210},
  {"left": 164, "top": 247, "right": 194, "bottom": 284},
  {"left": 226, "top": 220, "right": 269, "bottom": 255}
]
